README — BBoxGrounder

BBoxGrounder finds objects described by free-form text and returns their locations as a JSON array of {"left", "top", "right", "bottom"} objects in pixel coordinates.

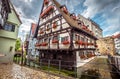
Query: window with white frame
[
  {"left": 61, "top": 36, "right": 69, "bottom": 42},
  {"left": 53, "top": 36, "right": 58, "bottom": 40},
  {"left": 4, "top": 23, "right": 15, "bottom": 32}
]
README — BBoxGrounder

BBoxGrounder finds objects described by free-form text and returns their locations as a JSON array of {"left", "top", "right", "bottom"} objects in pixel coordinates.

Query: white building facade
[
  {"left": 113, "top": 34, "right": 120, "bottom": 54},
  {"left": 78, "top": 14, "right": 103, "bottom": 39},
  {"left": 28, "top": 23, "right": 39, "bottom": 60}
]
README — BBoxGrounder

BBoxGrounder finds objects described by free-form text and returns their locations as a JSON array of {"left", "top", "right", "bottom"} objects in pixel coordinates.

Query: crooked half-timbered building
[{"left": 35, "top": 0, "right": 98, "bottom": 68}]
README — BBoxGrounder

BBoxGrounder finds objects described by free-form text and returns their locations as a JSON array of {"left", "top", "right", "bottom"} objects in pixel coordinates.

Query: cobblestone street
[{"left": 0, "top": 63, "right": 66, "bottom": 79}]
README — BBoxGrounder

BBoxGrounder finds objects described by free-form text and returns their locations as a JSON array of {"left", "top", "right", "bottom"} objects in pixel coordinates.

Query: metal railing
[{"left": 13, "top": 56, "right": 120, "bottom": 79}]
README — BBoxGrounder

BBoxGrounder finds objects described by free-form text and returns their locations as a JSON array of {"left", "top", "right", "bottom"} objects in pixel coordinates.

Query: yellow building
[{"left": 96, "top": 36, "right": 115, "bottom": 56}]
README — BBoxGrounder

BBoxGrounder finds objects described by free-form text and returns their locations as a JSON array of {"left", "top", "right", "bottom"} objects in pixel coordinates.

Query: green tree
[{"left": 15, "top": 38, "right": 21, "bottom": 51}]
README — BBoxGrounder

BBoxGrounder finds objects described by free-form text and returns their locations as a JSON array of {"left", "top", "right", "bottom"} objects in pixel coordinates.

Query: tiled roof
[
  {"left": 52, "top": 0, "right": 97, "bottom": 39},
  {"left": 112, "top": 33, "right": 120, "bottom": 38}
]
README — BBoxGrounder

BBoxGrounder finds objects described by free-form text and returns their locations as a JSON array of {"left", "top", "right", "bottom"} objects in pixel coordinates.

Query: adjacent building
[
  {"left": 0, "top": 0, "right": 11, "bottom": 29},
  {"left": 78, "top": 14, "right": 103, "bottom": 39},
  {"left": 27, "top": 23, "right": 38, "bottom": 60},
  {"left": 34, "top": 0, "right": 100, "bottom": 68},
  {"left": 113, "top": 33, "right": 120, "bottom": 55},
  {"left": 0, "top": 1, "right": 22, "bottom": 63},
  {"left": 96, "top": 36, "right": 115, "bottom": 56}
]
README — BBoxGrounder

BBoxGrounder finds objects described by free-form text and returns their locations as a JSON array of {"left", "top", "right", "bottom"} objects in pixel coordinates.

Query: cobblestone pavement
[{"left": 0, "top": 63, "right": 66, "bottom": 79}]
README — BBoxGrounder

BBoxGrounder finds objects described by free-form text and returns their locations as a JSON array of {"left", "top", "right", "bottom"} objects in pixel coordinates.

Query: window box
[
  {"left": 80, "top": 55, "right": 86, "bottom": 59},
  {"left": 52, "top": 40, "right": 58, "bottom": 44},
  {"left": 84, "top": 42, "right": 88, "bottom": 46},
  {"left": 75, "top": 40, "right": 79, "bottom": 44},
  {"left": 52, "top": 22, "right": 57, "bottom": 29},
  {"left": 94, "top": 44, "right": 98, "bottom": 48},
  {"left": 62, "top": 41, "right": 69, "bottom": 45},
  {"left": 75, "top": 40, "right": 83, "bottom": 45},
  {"left": 39, "top": 31, "right": 44, "bottom": 34},
  {"left": 82, "top": 25, "right": 87, "bottom": 30},
  {"left": 89, "top": 43, "right": 94, "bottom": 45},
  {"left": 41, "top": 42, "right": 48, "bottom": 46},
  {"left": 35, "top": 43, "right": 41, "bottom": 47},
  {"left": 40, "top": 6, "right": 54, "bottom": 18}
]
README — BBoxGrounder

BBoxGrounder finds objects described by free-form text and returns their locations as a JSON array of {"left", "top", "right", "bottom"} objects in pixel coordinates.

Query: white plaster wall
[
  {"left": 62, "top": 23, "right": 69, "bottom": 29},
  {"left": 59, "top": 33, "right": 70, "bottom": 49},
  {"left": 76, "top": 51, "right": 81, "bottom": 67}
]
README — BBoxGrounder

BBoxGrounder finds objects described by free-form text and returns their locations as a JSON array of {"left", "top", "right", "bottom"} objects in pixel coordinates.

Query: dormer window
[
  {"left": 60, "top": 5, "right": 68, "bottom": 14},
  {"left": 70, "top": 13, "right": 77, "bottom": 20}
]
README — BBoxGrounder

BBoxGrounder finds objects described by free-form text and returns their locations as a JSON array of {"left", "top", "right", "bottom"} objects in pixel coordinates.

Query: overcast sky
[{"left": 11, "top": 0, "right": 120, "bottom": 40}]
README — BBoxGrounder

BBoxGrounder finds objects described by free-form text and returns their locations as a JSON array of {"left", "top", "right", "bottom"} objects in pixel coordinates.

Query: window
[
  {"left": 46, "top": 24, "right": 50, "bottom": 29},
  {"left": 44, "top": 38, "right": 48, "bottom": 42},
  {"left": 81, "top": 37, "right": 84, "bottom": 42},
  {"left": 61, "top": 36, "right": 68, "bottom": 42},
  {"left": 53, "top": 36, "right": 58, "bottom": 40},
  {"left": 73, "top": 34, "right": 80, "bottom": 41},
  {"left": 40, "top": 28, "right": 44, "bottom": 32},
  {"left": 4, "top": 23, "right": 15, "bottom": 32}
]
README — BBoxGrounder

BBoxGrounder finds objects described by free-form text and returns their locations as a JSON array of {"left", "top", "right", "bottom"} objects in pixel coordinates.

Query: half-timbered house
[{"left": 35, "top": 0, "right": 98, "bottom": 68}]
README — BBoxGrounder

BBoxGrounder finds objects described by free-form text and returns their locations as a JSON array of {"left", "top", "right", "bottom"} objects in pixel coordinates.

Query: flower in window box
[
  {"left": 41, "top": 42, "right": 48, "bottom": 46},
  {"left": 94, "top": 44, "right": 98, "bottom": 48},
  {"left": 80, "top": 55, "right": 85, "bottom": 59},
  {"left": 84, "top": 42, "right": 88, "bottom": 46},
  {"left": 75, "top": 40, "right": 79, "bottom": 44},
  {"left": 62, "top": 41, "right": 69, "bottom": 45},
  {"left": 46, "top": 28, "right": 50, "bottom": 31},
  {"left": 87, "top": 43, "right": 91, "bottom": 46},
  {"left": 40, "top": 31, "right": 44, "bottom": 34},
  {"left": 90, "top": 30, "right": 92, "bottom": 33},
  {"left": 40, "top": 6, "right": 54, "bottom": 18},
  {"left": 81, "top": 42, "right": 85, "bottom": 45},
  {"left": 35, "top": 43, "right": 41, "bottom": 47},
  {"left": 86, "top": 28, "right": 90, "bottom": 32},
  {"left": 82, "top": 25, "right": 87, "bottom": 30},
  {"left": 52, "top": 40, "right": 58, "bottom": 44},
  {"left": 44, "top": 0, "right": 49, "bottom": 5},
  {"left": 89, "top": 43, "right": 94, "bottom": 45},
  {"left": 52, "top": 22, "right": 57, "bottom": 29},
  {"left": 78, "top": 41, "right": 83, "bottom": 45}
]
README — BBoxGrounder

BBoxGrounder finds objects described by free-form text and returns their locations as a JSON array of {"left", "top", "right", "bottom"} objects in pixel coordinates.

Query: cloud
[
  {"left": 81, "top": 0, "right": 120, "bottom": 36},
  {"left": 11, "top": 0, "right": 42, "bottom": 41},
  {"left": 18, "top": 17, "right": 36, "bottom": 41},
  {"left": 11, "top": 0, "right": 42, "bottom": 19},
  {"left": 57, "top": 0, "right": 83, "bottom": 12}
]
